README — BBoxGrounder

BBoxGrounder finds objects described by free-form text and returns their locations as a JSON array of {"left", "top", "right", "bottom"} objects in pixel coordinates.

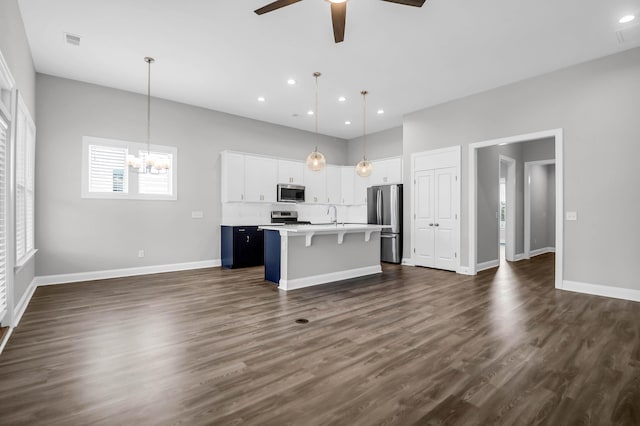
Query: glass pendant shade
[
  {"left": 356, "top": 158, "right": 372, "bottom": 177},
  {"left": 306, "top": 147, "right": 326, "bottom": 171}
]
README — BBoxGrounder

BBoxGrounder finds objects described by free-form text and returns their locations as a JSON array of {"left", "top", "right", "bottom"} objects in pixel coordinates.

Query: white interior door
[
  {"left": 414, "top": 170, "right": 435, "bottom": 267},
  {"left": 434, "top": 167, "right": 457, "bottom": 271}
]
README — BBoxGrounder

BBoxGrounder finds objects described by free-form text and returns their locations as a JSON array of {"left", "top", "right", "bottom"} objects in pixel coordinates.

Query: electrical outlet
[
  {"left": 138, "top": 250, "right": 145, "bottom": 258},
  {"left": 191, "top": 211, "right": 204, "bottom": 219},
  {"left": 566, "top": 211, "right": 578, "bottom": 221}
]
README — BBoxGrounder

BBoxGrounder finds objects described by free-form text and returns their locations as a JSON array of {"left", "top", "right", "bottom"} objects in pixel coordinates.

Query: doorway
[
  {"left": 499, "top": 155, "right": 516, "bottom": 264},
  {"left": 469, "top": 129, "right": 563, "bottom": 289}
]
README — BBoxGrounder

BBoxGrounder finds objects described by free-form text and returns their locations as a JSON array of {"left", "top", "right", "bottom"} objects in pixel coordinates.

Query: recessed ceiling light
[
  {"left": 287, "top": 79, "right": 296, "bottom": 85},
  {"left": 307, "top": 110, "right": 314, "bottom": 115},
  {"left": 257, "top": 97, "right": 265, "bottom": 102},
  {"left": 338, "top": 96, "right": 346, "bottom": 102},
  {"left": 345, "top": 121, "right": 351, "bottom": 125},
  {"left": 377, "top": 109, "right": 385, "bottom": 115},
  {"left": 619, "top": 15, "right": 636, "bottom": 24}
]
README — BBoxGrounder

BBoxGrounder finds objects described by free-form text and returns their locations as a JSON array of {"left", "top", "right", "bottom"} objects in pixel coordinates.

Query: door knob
[
  {"left": 429, "top": 223, "right": 434, "bottom": 226},
  {"left": 434, "top": 223, "right": 440, "bottom": 227}
]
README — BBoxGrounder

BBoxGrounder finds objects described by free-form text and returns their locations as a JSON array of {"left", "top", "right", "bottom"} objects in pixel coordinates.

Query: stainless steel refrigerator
[{"left": 367, "top": 184, "right": 403, "bottom": 263}]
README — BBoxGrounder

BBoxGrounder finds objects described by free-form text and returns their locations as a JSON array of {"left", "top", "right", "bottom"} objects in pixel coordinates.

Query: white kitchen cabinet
[
  {"left": 221, "top": 152, "right": 245, "bottom": 202},
  {"left": 370, "top": 157, "right": 403, "bottom": 186},
  {"left": 278, "top": 159, "right": 304, "bottom": 185},
  {"left": 340, "top": 166, "right": 354, "bottom": 205},
  {"left": 326, "top": 165, "right": 342, "bottom": 204},
  {"left": 304, "top": 167, "right": 326, "bottom": 204},
  {"left": 353, "top": 172, "right": 369, "bottom": 205},
  {"left": 245, "top": 155, "right": 278, "bottom": 202}
]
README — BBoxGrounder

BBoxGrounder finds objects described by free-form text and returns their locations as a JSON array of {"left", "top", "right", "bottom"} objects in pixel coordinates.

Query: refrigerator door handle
[{"left": 376, "top": 189, "right": 383, "bottom": 225}]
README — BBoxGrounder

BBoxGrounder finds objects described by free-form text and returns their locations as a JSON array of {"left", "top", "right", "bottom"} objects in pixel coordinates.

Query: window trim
[
  {"left": 15, "top": 94, "right": 35, "bottom": 267},
  {"left": 81, "top": 136, "right": 178, "bottom": 201}
]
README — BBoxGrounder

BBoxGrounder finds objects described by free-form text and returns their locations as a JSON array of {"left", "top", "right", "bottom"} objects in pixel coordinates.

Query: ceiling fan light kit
[{"left": 255, "top": 0, "right": 426, "bottom": 43}]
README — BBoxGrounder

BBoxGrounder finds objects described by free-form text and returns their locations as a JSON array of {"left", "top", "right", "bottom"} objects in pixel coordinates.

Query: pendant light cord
[
  {"left": 314, "top": 72, "right": 321, "bottom": 150},
  {"left": 145, "top": 57, "right": 154, "bottom": 156},
  {"left": 362, "top": 90, "right": 368, "bottom": 160}
]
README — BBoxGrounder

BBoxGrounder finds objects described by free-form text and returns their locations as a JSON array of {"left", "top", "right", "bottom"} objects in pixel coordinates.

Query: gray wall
[
  {"left": 0, "top": 0, "right": 36, "bottom": 306},
  {"left": 404, "top": 47, "right": 640, "bottom": 290},
  {"left": 35, "top": 74, "right": 349, "bottom": 276},
  {"left": 547, "top": 164, "right": 556, "bottom": 248},
  {"left": 476, "top": 138, "right": 555, "bottom": 263},
  {"left": 348, "top": 126, "right": 403, "bottom": 164},
  {"left": 530, "top": 164, "right": 549, "bottom": 251}
]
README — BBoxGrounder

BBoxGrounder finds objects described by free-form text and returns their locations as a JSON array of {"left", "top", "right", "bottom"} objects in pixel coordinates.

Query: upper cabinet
[
  {"left": 341, "top": 167, "right": 354, "bottom": 205},
  {"left": 221, "top": 152, "right": 245, "bottom": 202},
  {"left": 369, "top": 158, "right": 403, "bottom": 186},
  {"left": 221, "top": 151, "right": 402, "bottom": 206},
  {"left": 245, "top": 155, "right": 278, "bottom": 202},
  {"left": 303, "top": 166, "right": 326, "bottom": 204},
  {"left": 326, "top": 166, "right": 341, "bottom": 205},
  {"left": 278, "top": 160, "right": 304, "bottom": 185}
]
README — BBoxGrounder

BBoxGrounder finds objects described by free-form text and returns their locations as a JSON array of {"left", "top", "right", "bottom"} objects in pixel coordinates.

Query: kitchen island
[{"left": 259, "top": 224, "right": 389, "bottom": 291}]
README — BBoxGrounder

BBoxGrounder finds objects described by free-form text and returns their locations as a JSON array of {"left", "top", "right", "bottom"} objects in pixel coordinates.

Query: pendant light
[
  {"left": 126, "top": 57, "right": 170, "bottom": 174},
  {"left": 356, "top": 90, "right": 373, "bottom": 177},
  {"left": 306, "top": 72, "right": 327, "bottom": 171}
]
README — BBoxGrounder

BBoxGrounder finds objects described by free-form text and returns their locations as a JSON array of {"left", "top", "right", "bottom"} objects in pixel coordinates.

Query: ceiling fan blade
[
  {"left": 381, "top": 0, "right": 426, "bottom": 7},
  {"left": 330, "top": 2, "right": 346, "bottom": 43},
  {"left": 254, "top": 0, "right": 303, "bottom": 15}
]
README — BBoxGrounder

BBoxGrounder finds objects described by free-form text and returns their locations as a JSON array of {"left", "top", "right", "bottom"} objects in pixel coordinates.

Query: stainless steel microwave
[{"left": 277, "top": 184, "right": 305, "bottom": 203}]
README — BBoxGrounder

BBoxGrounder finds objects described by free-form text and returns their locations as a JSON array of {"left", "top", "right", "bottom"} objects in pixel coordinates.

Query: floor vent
[
  {"left": 65, "top": 32, "right": 81, "bottom": 46},
  {"left": 295, "top": 318, "right": 309, "bottom": 324}
]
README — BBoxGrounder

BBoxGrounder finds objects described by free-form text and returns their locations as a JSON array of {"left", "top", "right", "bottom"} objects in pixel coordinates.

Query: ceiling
[{"left": 17, "top": 0, "right": 640, "bottom": 139}]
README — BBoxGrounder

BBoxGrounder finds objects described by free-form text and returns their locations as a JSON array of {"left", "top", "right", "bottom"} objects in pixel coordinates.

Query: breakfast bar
[{"left": 259, "top": 224, "right": 389, "bottom": 291}]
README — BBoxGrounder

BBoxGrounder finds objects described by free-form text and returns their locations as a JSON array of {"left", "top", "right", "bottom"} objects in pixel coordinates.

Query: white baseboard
[
  {"left": 13, "top": 278, "right": 37, "bottom": 327},
  {"left": 35, "top": 259, "right": 222, "bottom": 286},
  {"left": 0, "top": 327, "right": 14, "bottom": 355},
  {"left": 513, "top": 253, "right": 525, "bottom": 261},
  {"left": 476, "top": 259, "right": 499, "bottom": 272},
  {"left": 456, "top": 266, "right": 473, "bottom": 275},
  {"left": 280, "top": 265, "right": 382, "bottom": 291},
  {"left": 401, "top": 258, "right": 414, "bottom": 266},
  {"left": 529, "top": 247, "right": 556, "bottom": 258},
  {"left": 563, "top": 280, "right": 640, "bottom": 303}
]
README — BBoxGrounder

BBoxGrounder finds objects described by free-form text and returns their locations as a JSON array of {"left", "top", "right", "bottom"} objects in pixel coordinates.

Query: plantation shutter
[
  {"left": 15, "top": 107, "right": 25, "bottom": 262},
  {"left": 138, "top": 151, "right": 172, "bottom": 195},
  {"left": 0, "top": 117, "right": 8, "bottom": 322},
  {"left": 88, "top": 144, "right": 128, "bottom": 193}
]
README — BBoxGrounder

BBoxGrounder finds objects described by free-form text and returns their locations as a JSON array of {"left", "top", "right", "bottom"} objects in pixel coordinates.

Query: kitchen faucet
[{"left": 327, "top": 205, "right": 337, "bottom": 225}]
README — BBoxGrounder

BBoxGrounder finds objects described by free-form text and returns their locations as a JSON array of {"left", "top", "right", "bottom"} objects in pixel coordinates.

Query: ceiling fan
[{"left": 254, "top": 0, "right": 426, "bottom": 43}]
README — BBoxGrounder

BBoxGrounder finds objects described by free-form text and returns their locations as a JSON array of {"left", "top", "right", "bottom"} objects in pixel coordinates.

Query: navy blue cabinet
[{"left": 221, "top": 226, "right": 265, "bottom": 269}]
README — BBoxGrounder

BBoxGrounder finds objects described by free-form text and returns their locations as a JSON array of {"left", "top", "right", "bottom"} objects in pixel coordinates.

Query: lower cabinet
[{"left": 221, "top": 226, "right": 265, "bottom": 269}]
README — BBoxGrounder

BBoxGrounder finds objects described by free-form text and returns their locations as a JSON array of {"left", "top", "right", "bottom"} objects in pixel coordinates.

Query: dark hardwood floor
[{"left": 1, "top": 254, "right": 639, "bottom": 425}]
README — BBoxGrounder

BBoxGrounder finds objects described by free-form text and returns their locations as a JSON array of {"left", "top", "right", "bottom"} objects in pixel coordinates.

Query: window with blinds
[
  {"left": 88, "top": 144, "right": 129, "bottom": 193},
  {"left": 15, "top": 96, "right": 35, "bottom": 266},
  {"left": 0, "top": 116, "right": 7, "bottom": 322},
  {"left": 82, "top": 136, "right": 177, "bottom": 200},
  {"left": 138, "top": 151, "right": 172, "bottom": 195}
]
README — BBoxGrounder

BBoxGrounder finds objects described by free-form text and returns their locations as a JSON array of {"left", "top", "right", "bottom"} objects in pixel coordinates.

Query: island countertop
[{"left": 259, "top": 224, "right": 390, "bottom": 246}]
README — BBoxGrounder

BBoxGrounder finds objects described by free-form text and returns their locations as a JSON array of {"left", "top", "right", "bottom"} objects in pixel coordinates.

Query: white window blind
[
  {"left": 82, "top": 136, "right": 177, "bottom": 200},
  {"left": 88, "top": 144, "right": 128, "bottom": 193},
  {"left": 15, "top": 96, "right": 35, "bottom": 265},
  {"left": 138, "top": 151, "right": 172, "bottom": 196},
  {"left": 0, "top": 117, "right": 8, "bottom": 321}
]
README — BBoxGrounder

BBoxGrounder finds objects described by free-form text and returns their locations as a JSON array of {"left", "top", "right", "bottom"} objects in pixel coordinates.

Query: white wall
[
  {"left": 404, "top": 47, "right": 640, "bottom": 291},
  {"left": 35, "top": 74, "right": 349, "bottom": 276},
  {"left": 0, "top": 0, "right": 36, "bottom": 307}
]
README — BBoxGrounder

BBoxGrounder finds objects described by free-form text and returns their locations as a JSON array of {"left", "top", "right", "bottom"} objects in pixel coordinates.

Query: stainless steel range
[{"left": 271, "top": 211, "right": 311, "bottom": 225}]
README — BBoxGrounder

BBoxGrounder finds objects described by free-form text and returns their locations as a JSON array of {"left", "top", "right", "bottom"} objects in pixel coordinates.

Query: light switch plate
[
  {"left": 191, "top": 211, "right": 204, "bottom": 219},
  {"left": 566, "top": 211, "right": 577, "bottom": 221}
]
